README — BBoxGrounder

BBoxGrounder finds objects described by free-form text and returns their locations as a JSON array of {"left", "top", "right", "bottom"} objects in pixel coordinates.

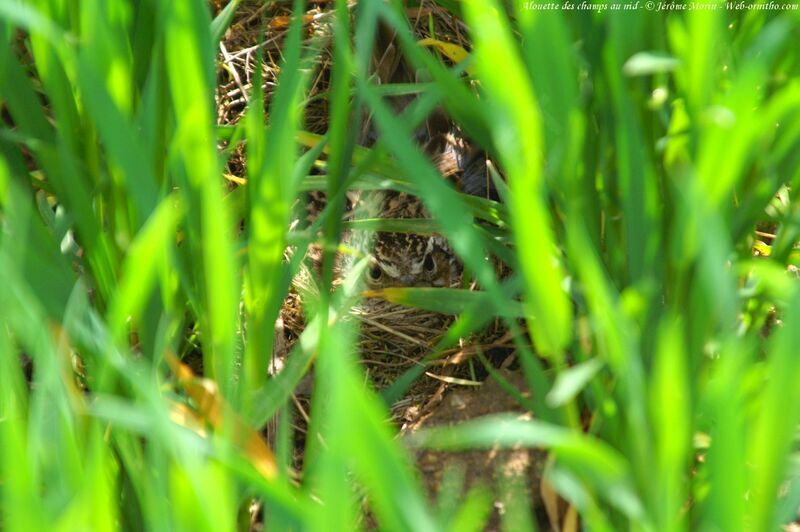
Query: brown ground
[{"left": 405, "top": 370, "right": 553, "bottom": 531}]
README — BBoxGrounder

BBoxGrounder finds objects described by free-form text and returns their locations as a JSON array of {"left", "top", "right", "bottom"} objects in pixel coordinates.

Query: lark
[
  {"left": 340, "top": 189, "right": 461, "bottom": 289},
  {"left": 300, "top": 21, "right": 493, "bottom": 292}
]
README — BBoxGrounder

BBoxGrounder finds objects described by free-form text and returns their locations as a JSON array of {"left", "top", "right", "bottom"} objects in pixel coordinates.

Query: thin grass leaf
[
  {"left": 463, "top": 0, "right": 571, "bottom": 357},
  {"left": 107, "top": 195, "right": 182, "bottom": 344},
  {"left": 343, "top": 217, "right": 441, "bottom": 234},
  {"left": 164, "top": 0, "right": 238, "bottom": 391},
  {"left": 0, "top": 327, "right": 45, "bottom": 531},
  {"left": 546, "top": 359, "right": 604, "bottom": 409},
  {"left": 364, "top": 287, "right": 524, "bottom": 318},
  {"left": 322, "top": 320, "right": 439, "bottom": 530},
  {"left": 701, "top": 340, "right": 750, "bottom": 531},
  {"left": 243, "top": 0, "right": 321, "bottom": 402},
  {"left": 445, "top": 486, "right": 493, "bottom": 532},
  {"left": 748, "top": 287, "right": 800, "bottom": 530},
  {"left": 0, "top": 168, "right": 76, "bottom": 319},
  {"left": 649, "top": 316, "right": 690, "bottom": 532},
  {"left": 211, "top": 0, "right": 242, "bottom": 44}
]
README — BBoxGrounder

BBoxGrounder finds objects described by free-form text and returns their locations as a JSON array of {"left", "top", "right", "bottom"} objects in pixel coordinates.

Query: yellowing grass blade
[
  {"left": 417, "top": 37, "right": 474, "bottom": 75},
  {"left": 166, "top": 353, "right": 279, "bottom": 481}
]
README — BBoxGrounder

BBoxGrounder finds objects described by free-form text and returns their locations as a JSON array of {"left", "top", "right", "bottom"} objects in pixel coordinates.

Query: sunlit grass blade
[
  {"left": 544, "top": 464, "right": 614, "bottom": 531},
  {"left": 107, "top": 195, "right": 182, "bottom": 345},
  {"left": 164, "top": 0, "right": 238, "bottom": 392},
  {"left": 343, "top": 217, "right": 441, "bottom": 234},
  {"left": 243, "top": 0, "right": 321, "bottom": 403},
  {"left": 365, "top": 287, "right": 524, "bottom": 318},
  {"left": 649, "top": 316, "right": 690, "bottom": 532},
  {"left": 565, "top": 219, "right": 651, "bottom": 502},
  {"left": 695, "top": 19, "right": 793, "bottom": 212},
  {"left": 546, "top": 358, "right": 604, "bottom": 409},
  {"left": 316, "top": 317, "right": 439, "bottom": 530},
  {"left": 0, "top": 9, "right": 119, "bottom": 305},
  {"left": 246, "top": 316, "right": 319, "bottom": 428},
  {"left": 462, "top": 0, "right": 571, "bottom": 357},
  {"left": 515, "top": 8, "right": 585, "bottom": 206},
  {"left": 748, "top": 287, "right": 800, "bottom": 530},
  {"left": 700, "top": 340, "right": 749, "bottom": 531},
  {"left": 446, "top": 486, "right": 492, "bottom": 532},
  {"left": 211, "top": 0, "right": 242, "bottom": 44},
  {"left": 603, "top": 13, "right": 662, "bottom": 285},
  {"left": 75, "top": 55, "right": 159, "bottom": 228},
  {"left": 376, "top": 6, "right": 491, "bottom": 149},
  {"left": 670, "top": 3, "right": 723, "bottom": 118},
  {"left": 0, "top": 326, "right": 44, "bottom": 531},
  {"left": 0, "top": 165, "right": 76, "bottom": 319}
]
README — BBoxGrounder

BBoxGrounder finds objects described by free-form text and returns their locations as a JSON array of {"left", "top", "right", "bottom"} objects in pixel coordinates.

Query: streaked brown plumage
[{"left": 306, "top": 19, "right": 491, "bottom": 290}]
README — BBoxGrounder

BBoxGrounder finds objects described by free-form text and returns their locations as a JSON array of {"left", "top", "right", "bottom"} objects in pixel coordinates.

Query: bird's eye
[
  {"left": 423, "top": 254, "right": 435, "bottom": 272},
  {"left": 369, "top": 265, "right": 383, "bottom": 280}
]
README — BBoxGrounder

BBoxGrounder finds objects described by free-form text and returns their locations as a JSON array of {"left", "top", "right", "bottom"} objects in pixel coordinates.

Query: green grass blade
[
  {"left": 367, "top": 287, "right": 524, "bottom": 318},
  {"left": 462, "top": 0, "right": 571, "bottom": 357},
  {"left": 106, "top": 194, "right": 182, "bottom": 344},
  {"left": 164, "top": 0, "right": 239, "bottom": 391},
  {"left": 649, "top": 316, "right": 690, "bottom": 532},
  {"left": 211, "top": 0, "right": 242, "bottom": 44},
  {"left": 748, "top": 287, "right": 800, "bottom": 530},
  {"left": 243, "top": 0, "right": 320, "bottom": 403}
]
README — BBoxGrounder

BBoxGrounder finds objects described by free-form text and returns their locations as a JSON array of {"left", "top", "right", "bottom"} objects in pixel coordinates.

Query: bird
[
  {"left": 300, "top": 17, "right": 496, "bottom": 294},
  {"left": 338, "top": 21, "right": 493, "bottom": 291},
  {"left": 283, "top": 13, "right": 500, "bottom": 409},
  {"left": 342, "top": 190, "right": 462, "bottom": 289}
]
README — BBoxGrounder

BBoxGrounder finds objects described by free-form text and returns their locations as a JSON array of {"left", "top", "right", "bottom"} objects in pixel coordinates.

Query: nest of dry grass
[
  {"left": 215, "top": 1, "right": 509, "bottom": 422},
  {"left": 214, "top": 1, "right": 471, "bottom": 127}
]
